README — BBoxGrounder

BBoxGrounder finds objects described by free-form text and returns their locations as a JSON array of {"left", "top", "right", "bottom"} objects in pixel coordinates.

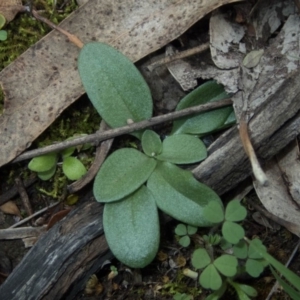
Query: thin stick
[
  {"left": 14, "top": 177, "right": 33, "bottom": 217},
  {"left": 68, "top": 121, "right": 114, "bottom": 193},
  {"left": 239, "top": 114, "right": 268, "bottom": 186},
  {"left": 9, "top": 201, "right": 60, "bottom": 228},
  {"left": 0, "top": 176, "right": 37, "bottom": 206},
  {"left": 12, "top": 98, "right": 232, "bottom": 164},
  {"left": 31, "top": 9, "right": 84, "bottom": 49},
  {"left": 147, "top": 43, "right": 210, "bottom": 71}
]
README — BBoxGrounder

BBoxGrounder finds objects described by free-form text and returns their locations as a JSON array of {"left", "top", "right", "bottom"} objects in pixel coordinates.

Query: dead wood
[
  {"left": 192, "top": 68, "right": 300, "bottom": 195},
  {"left": 0, "top": 193, "right": 112, "bottom": 300}
]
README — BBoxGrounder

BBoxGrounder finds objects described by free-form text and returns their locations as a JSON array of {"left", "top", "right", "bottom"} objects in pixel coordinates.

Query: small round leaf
[
  {"left": 199, "top": 264, "right": 222, "bottom": 290},
  {"left": 142, "top": 130, "right": 162, "bottom": 157},
  {"left": 175, "top": 224, "right": 187, "bottom": 236},
  {"left": 239, "top": 284, "right": 258, "bottom": 297},
  {"left": 187, "top": 225, "right": 198, "bottom": 235},
  {"left": 192, "top": 248, "right": 211, "bottom": 269},
  {"left": 179, "top": 236, "right": 190, "bottom": 247},
  {"left": 28, "top": 153, "right": 57, "bottom": 172},
  {"left": 62, "top": 157, "right": 87, "bottom": 180},
  {"left": 214, "top": 254, "right": 238, "bottom": 277},
  {"left": 225, "top": 200, "right": 247, "bottom": 222},
  {"left": 0, "top": 30, "right": 7, "bottom": 41},
  {"left": 222, "top": 221, "right": 245, "bottom": 244}
]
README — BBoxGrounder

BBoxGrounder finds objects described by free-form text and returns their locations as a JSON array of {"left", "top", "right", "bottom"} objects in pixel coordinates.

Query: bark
[
  {"left": 193, "top": 68, "right": 300, "bottom": 195},
  {"left": 0, "top": 193, "right": 112, "bottom": 300}
]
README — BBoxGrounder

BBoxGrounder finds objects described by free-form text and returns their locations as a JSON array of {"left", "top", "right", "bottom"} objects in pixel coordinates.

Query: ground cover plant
[{"left": 76, "top": 42, "right": 300, "bottom": 299}]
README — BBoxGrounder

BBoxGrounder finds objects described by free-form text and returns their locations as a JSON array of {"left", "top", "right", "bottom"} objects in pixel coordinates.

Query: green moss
[{"left": 0, "top": 0, "right": 78, "bottom": 70}]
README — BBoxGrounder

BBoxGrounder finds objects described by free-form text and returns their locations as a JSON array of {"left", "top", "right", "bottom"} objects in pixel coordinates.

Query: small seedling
[
  {"left": 28, "top": 134, "right": 91, "bottom": 181},
  {"left": 175, "top": 224, "right": 198, "bottom": 247}
]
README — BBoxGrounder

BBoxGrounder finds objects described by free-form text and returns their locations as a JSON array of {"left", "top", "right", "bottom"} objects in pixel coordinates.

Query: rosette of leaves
[
  {"left": 175, "top": 223, "right": 198, "bottom": 247},
  {"left": 28, "top": 135, "right": 90, "bottom": 181},
  {"left": 0, "top": 14, "right": 7, "bottom": 41},
  {"left": 78, "top": 42, "right": 237, "bottom": 268}
]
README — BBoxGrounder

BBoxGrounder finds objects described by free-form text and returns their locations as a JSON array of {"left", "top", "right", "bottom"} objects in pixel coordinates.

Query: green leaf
[
  {"left": 147, "top": 161, "right": 222, "bottom": 226},
  {"left": 245, "top": 258, "right": 265, "bottom": 278},
  {"left": 28, "top": 153, "right": 58, "bottom": 172},
  {"left": 187, "top": 225, "right": 198, "bottom": 235},
  {"left": 247, "top": 239, "right": 266, "bottom": 259},
  {"left": 233, "top": 240, "right": 248, "bottom": 259},
  {"left": 203, "top": 201, "right": 224, "bottom": 223},
  {"left": 94, "top": 148, "right": 156, "bottom": 202},
  {"left": 205, "top": 282, "right": 227, "bottom": 300},
  {"left": 222, "top": 221, "right": 245, "bottom": 244},
  {"left": 103, "top": 185, "right": 159, "bottom": 268},
  {"left": 37, "top": 165, "right": 57, "bottom": 181},
  {"left": 78, "top": 42, "right": 152, "bottom": 139},
  {"left": 171, "top": 81, "right": 233, "bottom": 136},
  {"left": 238, "top": 284, "right": 258, "bottom": 297},
  {"left": 200, "top": 264, "right": 222, "bottom": 290},
  {"left": 192, "top": 248, "right": 211, "bottom": 269},
  {"left": 0, "top": 30, "right": 7, "bottom": 41},
  {"left": 214, "top": 255, "right": 238, "bottom": 277},
  {"left": 270, "top": 266, "right": 300, "bottom": 300},
  {"left": 62, "top": 157, "right": 87, "bottom": 180},
  {"left": 175, "top": 224, "right": 187, "bottom": 236},
  {"left": 0, "top": 14, "right": 5, "bottom": 29},
  {"left": 225, "top": 200, "right": 247, "bottom": 222},
  {"left": 228, "top": 280, "right": 253, "bottom": 300},
  {"left": 179, "top": 236, "right": 191, "bottom": 247},
  {"left": 142, "top": 130, "right": 162, "bottom": 157},
  {"left": 156, "top": 134, "right": 207, "bottom": 164},
  {"left": 247, "top": 238, "right": 300, "bottom": 290}
]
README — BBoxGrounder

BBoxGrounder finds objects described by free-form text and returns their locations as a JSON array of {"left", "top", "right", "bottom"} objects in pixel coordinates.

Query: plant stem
[
  {"left": 11, "top": 98, "right": 232, "bottom": 164},
  {"left": 31, "top": 9, "right": 84, "bottom": 48}
]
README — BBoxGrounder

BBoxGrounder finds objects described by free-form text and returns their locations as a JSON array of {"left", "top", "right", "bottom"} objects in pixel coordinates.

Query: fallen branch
[{"left": 11, "top": 98, "right": 232, "bottom": 164}]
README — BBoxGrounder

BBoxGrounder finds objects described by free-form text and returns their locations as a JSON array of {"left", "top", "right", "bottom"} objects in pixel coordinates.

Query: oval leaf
[
  {"left": 78, "top": 42, "right": 153, "bottom": 138},
  {"left": 187, "top": 225, "right": 198, "bottom": 235},
  {"left": 0, "top": 14, "right": 5, "bottom": 29},
  {"left": 156, "top": 134, "right": 207, "bottom": 164},
  {"left": 94, "top": 148, "right": 156, "bottom": 202},
  {"left": 103, "top": 185, "right": 160, "bottom": 268},
  {"left": 62, "top": 157, "right": 87, "bottom": 180},
  {"left": 147, "top": 161, "right": 222, "bottom": 226},
  {"left": 225, "top": 199, "right": 247, "bottom": 222},
  {"left": 200, "top": 264, "right": 222, "bottom": 290},
  {"left": 171, "top": 81, "right": 234, "bottom": 135},
  {"left": 38, "top": 165, "right": 57, "bottom": 181},
  {"left": 0, "top": 30, "right": 7, "bottom": 41},
  {"left": 214, "top": 254, "right": 238, "bottom": 277},
  {"left": 28, "top": 153, "right": 57, "bottom": 172},
  {"left": 142, "top": 130, "right": 162, "bottom": 157},
  {"left": 222, "top": 221, "right": 245, "bottom": 244}
]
